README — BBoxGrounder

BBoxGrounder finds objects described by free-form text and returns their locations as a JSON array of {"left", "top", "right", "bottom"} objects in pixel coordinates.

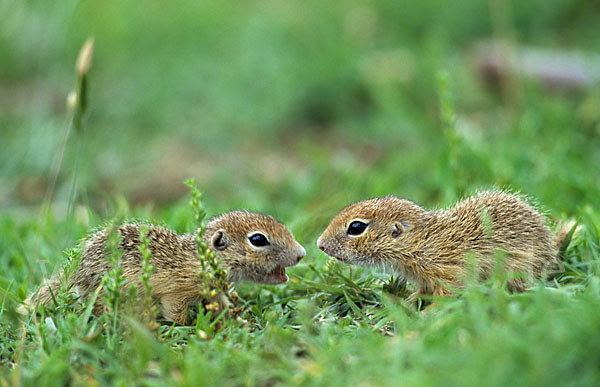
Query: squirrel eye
[
  {"left": 347, "top": 221, "right": 368, "bottom": 236},
  {"left": 249, "top": 233, "right": 269, "bottom": 247}
]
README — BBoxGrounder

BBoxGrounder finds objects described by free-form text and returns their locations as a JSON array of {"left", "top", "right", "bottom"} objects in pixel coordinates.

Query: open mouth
[
  {"left": 319, "top": 247, "right": 345, "bottom": 263},
  {"left": 265, "top": 265, "right": 288, "bottom": 284}
]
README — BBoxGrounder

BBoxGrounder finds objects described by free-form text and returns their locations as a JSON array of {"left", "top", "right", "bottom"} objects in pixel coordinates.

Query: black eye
[
  {"left": 249, "top": 233, "right": 269, "bottom": 247},
  {"left": 347, "top": 221, "right": 368, "bottom": 236}
]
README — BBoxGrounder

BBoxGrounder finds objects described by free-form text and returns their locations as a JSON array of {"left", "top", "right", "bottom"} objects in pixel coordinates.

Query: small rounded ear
[
  {"left": 391, "top": 221, "right": 410, "bottom": 238},
  {"left": 211, "top": 229, "right": 229, "bottom": 251}
]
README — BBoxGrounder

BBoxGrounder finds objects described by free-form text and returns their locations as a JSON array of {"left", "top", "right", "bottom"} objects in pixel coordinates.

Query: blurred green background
[
  {"left": 2, "top": 1, "right": 600, "bottom": 384},
  {"left": 1, "top": 0, "right": 600, "bottom": 279}
]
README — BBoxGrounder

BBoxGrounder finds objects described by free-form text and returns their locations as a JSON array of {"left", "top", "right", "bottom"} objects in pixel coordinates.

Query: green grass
[{"left": 2, "top": 0, "right": 600, "bottom": 385}]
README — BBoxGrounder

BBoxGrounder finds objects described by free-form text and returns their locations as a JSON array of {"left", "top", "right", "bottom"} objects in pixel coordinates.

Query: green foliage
[
  {"left": 137, "top": 225, "right": 159, "bottom": 330},
  {"left": 1, "top": 210, "right": 599, "bottom": 385},
  {"left": 101, "top": 224, "right": 126, "bottom": 317},
  {"left": 185, "top": 179, "right": 231, "bottom": 311},
  {"left": 437, "top": 70, "right": 465, "bottom": 201},
  {"left": 100, "top": 221, "right": 131, "bottom": 352},
  {"left": 52, "top": 248, "right": 83, "bottom": 314},
  {"left": 1, "top": 0, "right": 600, "bottom": 385}
]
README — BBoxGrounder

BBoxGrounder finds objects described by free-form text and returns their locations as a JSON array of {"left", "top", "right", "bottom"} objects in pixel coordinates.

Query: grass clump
[
  {"left": 2, "top": 1, "right": 600, "bottom": 385},
  {"left": 1, "top": 195, "right": 599, "bottom": 386},
  {"left": 137, "top": 225, "right": 159, "bottom": 330},
  {"left": 185, "top": 179, "right": 231, "bottom": 309}
]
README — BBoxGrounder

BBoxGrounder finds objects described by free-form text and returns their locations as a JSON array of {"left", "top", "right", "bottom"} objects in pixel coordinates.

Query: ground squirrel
[
  {"left": 317, "top": 191, "right": 560, "bottom": 296},
  {"left": 30, "top": 211, "right": 305, "bottom": 324}
]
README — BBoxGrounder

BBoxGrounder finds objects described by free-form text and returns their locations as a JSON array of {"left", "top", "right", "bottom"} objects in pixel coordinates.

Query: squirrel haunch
[
  {"left": 317, "top": 191, "right": 560, "bottom": 296},
  {"left": 30, "top": 211, "right": 305, "bottom": 323}
]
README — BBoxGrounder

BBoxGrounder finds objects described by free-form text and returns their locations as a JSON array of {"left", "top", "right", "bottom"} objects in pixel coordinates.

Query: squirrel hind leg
[
  {"left": 23, "top": 279, "right": 62, "bottom": 313},
  {"left": 507, "top": 278, "right": 528, "bottom": 293},
  {"left": 413, "top": 280, "right": 453, "bottom": 297},
  {"left": 432, "top": 286, "right": 452, "bottom": 297},
  {"left": 159, "top": 294, "right": 191, "bottom": 325}
]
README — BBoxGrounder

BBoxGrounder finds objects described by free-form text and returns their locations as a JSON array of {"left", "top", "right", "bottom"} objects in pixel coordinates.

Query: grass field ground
[{"left": 1, "top": 0, "right": 599, "bottom": 385}]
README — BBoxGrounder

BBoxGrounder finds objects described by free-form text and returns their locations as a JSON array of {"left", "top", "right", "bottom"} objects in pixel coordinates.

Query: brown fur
[
  {"left": 317, "top": 191, "right": 560, "bottom": 296},
  {"left": 29, "top": 211, "right": 305, "bottom": 323}
]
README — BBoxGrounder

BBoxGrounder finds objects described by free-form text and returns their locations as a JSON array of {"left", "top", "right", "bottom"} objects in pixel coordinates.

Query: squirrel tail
[{"left": 18, "top": 279, "right": 62, "bottom": 315}]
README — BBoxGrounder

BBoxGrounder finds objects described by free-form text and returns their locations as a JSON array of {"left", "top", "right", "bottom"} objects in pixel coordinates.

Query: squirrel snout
[
  {"left": 316, "top": 236, "right": 325, "bottom": 252},
  {"left": 296, "top": 244, "right": 306, "bottom": 262}
]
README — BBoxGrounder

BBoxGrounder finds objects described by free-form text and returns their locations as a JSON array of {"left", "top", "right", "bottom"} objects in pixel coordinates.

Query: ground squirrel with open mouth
[{"left": 29, "top": 211, "right": 305, "bottom": 323}]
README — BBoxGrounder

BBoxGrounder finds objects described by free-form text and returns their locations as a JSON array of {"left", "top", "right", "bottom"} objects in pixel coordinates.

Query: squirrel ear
[
  {"left": 211, "top": 229, "right": 229, "bottom": 251},
  {"left": 392, "top": 221, "right": 410, "bottom": 238}
]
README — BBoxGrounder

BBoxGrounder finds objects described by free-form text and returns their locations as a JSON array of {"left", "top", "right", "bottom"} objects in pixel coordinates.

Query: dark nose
[{"left": 316, "top": 238, "right": 325, "bottom": 252}]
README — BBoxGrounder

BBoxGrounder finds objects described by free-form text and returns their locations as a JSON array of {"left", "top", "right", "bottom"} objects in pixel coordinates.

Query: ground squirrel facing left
[
  {"left": 30, "top": 211, "right": 305, "bottom": 324},
  {"left": 317, "top": 191, "right": 560, "bottom": 296}
]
